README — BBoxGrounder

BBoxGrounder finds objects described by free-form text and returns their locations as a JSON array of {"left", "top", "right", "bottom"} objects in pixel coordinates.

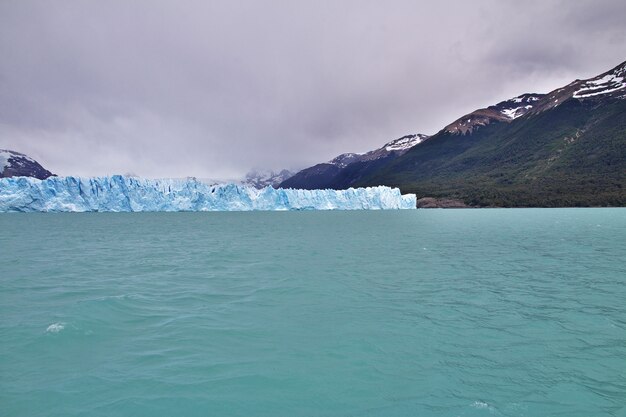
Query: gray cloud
[{"left": 1, "top": 0, "right": 625, "bottom": 178}]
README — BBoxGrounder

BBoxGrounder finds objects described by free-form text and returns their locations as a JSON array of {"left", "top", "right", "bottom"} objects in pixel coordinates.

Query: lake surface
[{"left": 1, "top": 209, "right": 625, "bottom": 417}]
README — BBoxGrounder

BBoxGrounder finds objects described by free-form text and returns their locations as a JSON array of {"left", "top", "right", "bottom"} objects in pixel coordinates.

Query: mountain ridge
[
  {"left": 282, "top": 59, "right": 626, "bottom": 206},
  {"left": 358, "top": 61, "right": 626, "bottom": 206},
  {"left": 280, "top": 134, "right": 428, "bottom": 189}
]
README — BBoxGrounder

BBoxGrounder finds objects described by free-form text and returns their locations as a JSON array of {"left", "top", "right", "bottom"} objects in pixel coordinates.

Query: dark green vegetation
[
  {"left": 357, "top": 98, "right": 626, "bottom": 207},
  {"left": 281, "top": 61, "right": 626, "bottom": 207},
  {"left": 280, "top": 155, "right": 399, "bottom": 190}
]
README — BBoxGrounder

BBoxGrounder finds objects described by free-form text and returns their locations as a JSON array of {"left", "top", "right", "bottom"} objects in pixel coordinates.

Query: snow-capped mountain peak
[
  {"left": 514, "top": 60, "right": 626, "bottom": 116},
  {"left": 443, "top": 61, "right": 626, "bottom": 136},
  {"left": 384, "top": 134, "right": 428, "bottom": 151},
  {"left": 0, "top": 149, "right": 54, "bottom": 179},
  {"left": 573, "top": 61, "right": 626, "bottom": 99},
  {"left": 279, "top": 133, "right": 429, "bottom": 189},
  {"left": 327, "top": 134, "right": 429, "bottom": 167}
]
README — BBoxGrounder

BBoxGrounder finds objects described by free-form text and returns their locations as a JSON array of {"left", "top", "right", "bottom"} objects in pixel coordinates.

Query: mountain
[
  {"left": 443, "top": 93, "right": 544, "bottom": 134},
  {"left": 0, "top": 149, "right": 54, "bottom": 180},
  {"left": 243, "top": 169, "right": 295, "bottom": 189},
  {"left": 279, "top": 134, "right": 428, "bottom": 189},
  {"left": 351, "top": 60, "right": 626, "bottom": 207}
]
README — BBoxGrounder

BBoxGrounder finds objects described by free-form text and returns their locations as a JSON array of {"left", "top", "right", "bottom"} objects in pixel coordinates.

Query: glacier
[{"left": 0, "top": 175, "right": 416, "bottom": 212}]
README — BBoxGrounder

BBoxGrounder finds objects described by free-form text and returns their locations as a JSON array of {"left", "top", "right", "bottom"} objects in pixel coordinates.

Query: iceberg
[{"left": 0, "top": 176, "right": 416, "bottom": 212}]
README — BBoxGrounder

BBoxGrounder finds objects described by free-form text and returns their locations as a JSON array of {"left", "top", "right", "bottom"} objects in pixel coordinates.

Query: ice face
[{"left": 0, "top": 175, "right": 417, "bottom": 212}]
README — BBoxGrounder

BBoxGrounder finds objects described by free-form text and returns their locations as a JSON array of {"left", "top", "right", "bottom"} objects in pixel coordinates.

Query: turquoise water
[{"left": 1, "top": 209, "right": 625, "bottom": 417}]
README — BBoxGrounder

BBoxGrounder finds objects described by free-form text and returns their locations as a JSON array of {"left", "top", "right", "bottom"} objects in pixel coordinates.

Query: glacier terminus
[{"left": 0, "top": 176, "right": 417, "bottom": 212}]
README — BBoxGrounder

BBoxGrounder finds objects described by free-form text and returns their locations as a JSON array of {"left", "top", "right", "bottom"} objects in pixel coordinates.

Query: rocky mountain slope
[
  {"left": 280, "top": 134, "right": 428, "bottom": 189},
  {"left": 353, "top": 60, "right": 626, "bottom": 206},
  {"left": 443, "top": 93, "right": 544, "bottom": 135},
  {"left": 0, "top": 150, "right": 54, "bottom": 180}
]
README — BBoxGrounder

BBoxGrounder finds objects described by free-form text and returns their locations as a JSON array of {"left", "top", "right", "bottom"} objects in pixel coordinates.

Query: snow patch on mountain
[
  {"left": 573, "top": 62, "right": 626, "bottom": 99},
  {"left": 512, "top": 95, "right": 540, "bottom": 104},
  {"left": 327, "top": 134, "right": 428, "bottom": 167},
  {"left": 384, "top": 134, "right": 427, "bottom": 151},
  {"left": 1, "top": 150, "right": 35, "bottom": 174},
  {"left": 444, "top": 93, "right": 544, "bottom": 134},
  {"left": 329, "top": 153, "right": 362, "bottom": 168},
  {"left": 496, "top": 94, "right": 544, "bottom": 120},
  {"left": 0, "top": 149, "right": 54, "bottom": 179},
  {"left": 500, "top": 105, "right": 532, "bottom": 120}
]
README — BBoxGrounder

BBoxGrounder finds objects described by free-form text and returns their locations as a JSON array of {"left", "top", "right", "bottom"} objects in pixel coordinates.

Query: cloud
[{"left": 0, "top": 0, "right": 625, "bottom": 178}]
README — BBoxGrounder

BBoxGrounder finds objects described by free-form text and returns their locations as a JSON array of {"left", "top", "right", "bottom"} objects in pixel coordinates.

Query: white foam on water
[
  {"left": 470, "top": 401, "right": 498, "bottom": 414},
  {"left": 46, "top": 323, "right": 65, "bottom": 333}
]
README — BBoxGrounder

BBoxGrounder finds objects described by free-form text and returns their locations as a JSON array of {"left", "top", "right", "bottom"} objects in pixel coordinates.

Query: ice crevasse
[{"left": 0, "top": 176, "right": 417, "bottom": 212}]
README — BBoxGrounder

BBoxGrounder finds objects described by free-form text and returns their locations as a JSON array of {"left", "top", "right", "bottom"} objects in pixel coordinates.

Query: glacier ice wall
[{"left": 0, "top": 176, "right": 416, "bottom": 212}]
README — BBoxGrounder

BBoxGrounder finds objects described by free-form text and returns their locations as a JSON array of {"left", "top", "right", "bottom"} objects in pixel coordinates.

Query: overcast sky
[{"left": 1, "top": 0, "right": 625, "bottom": 178}]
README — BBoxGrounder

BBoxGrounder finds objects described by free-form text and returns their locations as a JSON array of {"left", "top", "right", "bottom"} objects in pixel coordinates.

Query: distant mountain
[
  {"left": 243, "top": 169, "right": 295, "bottom": 189},
  {"left": 280, "top": 134, "right": 428, "bottom": 189},
  {"left": 350, "top": 60, "right": 626, "bottom": 207},
  {"left": 0, "top": 149, "right": 54, "bottom": 180}
]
